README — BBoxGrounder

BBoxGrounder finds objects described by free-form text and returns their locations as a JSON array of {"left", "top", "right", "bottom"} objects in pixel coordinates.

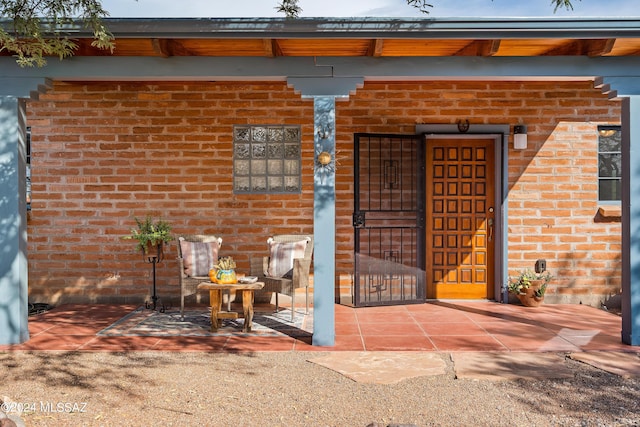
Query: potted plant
[
  {"left": 122, "top": 215, "right": 173, "bottom": 257},
  {"left": 214, "top": 256, "right": 237, "bottom": 284},
  {"left": 508, "top": 269, "right": 553, "bottom": 307}
]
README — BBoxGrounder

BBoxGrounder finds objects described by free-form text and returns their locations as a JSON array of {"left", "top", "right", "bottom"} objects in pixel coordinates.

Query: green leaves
[
  {"left": 0, "top": 0, "right": 114, "bottom": 67},
  {"left": 274, "top": 0, "right": 575, "bottom": 17},
  {"left": 406, "top": 0, "right": 434, "bottom": 14},
  {"left": 216, "top": 256, "right": 237, "bottom": 270},
  {"left": 123, "top": 215, "right": 173, "bottom": 253},
  {"left": 552, "top": 0, "right": 578, "bottom": 12},
  {"left": 275, "top": 0, "right": 435, "bottom": 17},
  {"left": 275, "top": 0, "right": 302, "bottom": 18},
  {"left": 508, "top": 269, "right": 553, "bottom": 296}
]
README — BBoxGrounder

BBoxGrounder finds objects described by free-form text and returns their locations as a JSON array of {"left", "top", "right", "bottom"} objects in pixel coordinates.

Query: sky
[{"left": 99, "top": 0, "right": 640, "bottom": 18}]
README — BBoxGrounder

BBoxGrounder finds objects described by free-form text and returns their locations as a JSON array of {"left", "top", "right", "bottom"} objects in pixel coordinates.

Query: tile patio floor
[{"left": 0, "top": 301, "right": 636, "bottom": 353}]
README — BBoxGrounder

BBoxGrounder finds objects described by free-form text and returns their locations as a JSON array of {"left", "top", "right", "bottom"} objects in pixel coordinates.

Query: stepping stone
[
  {"left": 308, "top": 351, "right": 447, "bottom": 384},
  {"left": 452, "top": 352, "right": 573, "bottom": 380},
  {"left": 570, "top": 352, "right": 640, "bottom": 378}
]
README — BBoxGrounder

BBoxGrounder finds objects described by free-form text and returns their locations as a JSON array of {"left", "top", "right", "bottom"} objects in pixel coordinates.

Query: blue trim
[
  {"left": 621, "top": 96, "right": 640, "bottom": 346},
  {"left": 0, "top": 78, "right": 47, "bottom": 97},
  {"left": 5, "top": 17, "right": 640, "bottom": 39},
  {"left": 501, "top": 131, "right": 510, "bottom": 303},
  {"left": 600, "top": 77, "right": 640, "bottom": 96},
  {"left": 312, "top": 96, "right": 336, "bottom": 346},
  {"left": 2, "top": 57, "right": 640, "bottom": 88},
  {"left": 288, "top": 77, "right": 363, "bottom": 97},
  {"left": 0, "top": 97, "right": 29, "bottom": 345}
]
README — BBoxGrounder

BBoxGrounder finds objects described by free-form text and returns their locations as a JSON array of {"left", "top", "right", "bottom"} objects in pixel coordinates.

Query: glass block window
[
  {"left": 233, "top": 125, "right": 301, "bottom": 194},
  {"left": 597, "top": 125, "right": 621, "bottom": 202}
]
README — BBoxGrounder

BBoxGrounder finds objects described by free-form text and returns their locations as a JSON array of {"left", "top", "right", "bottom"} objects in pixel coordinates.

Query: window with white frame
[
  {"left": 597, "top": 125, "right": 621, "bottom": 202},
  {"left": 233, "top": 125, "right": 301, "bottom": 194}
]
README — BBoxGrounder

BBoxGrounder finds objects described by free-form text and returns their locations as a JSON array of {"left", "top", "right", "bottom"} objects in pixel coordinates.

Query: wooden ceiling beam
[
  {"left": 72, "top": 39, "right": 112, "bottom": 56},
  {"left": 454, "top": 39, "right": 501, "bottom": 56},
  {"left": 263, "top": 39, "right": 273, "bottom": 56},
  {"left": 543, "top": 39, "right": 616, "bottom": 56},
  {"left": 262, "top": 39, "right": 284, "bottom": 57},
  {"left": 151, "top": 39, "right": 196, "bottom": 56},
  {"left": 151, "top": 38, "right": 172, "bottom": 57},
  {"left": 617, "top": 46, "right": 640, "bottom": 56},
  {"left": 584, "top": 39, "right": 616, "bottom": 56},
  {"left": 367, "top": 39, "right": 384, "bottom": 57},
  {"left": 65, "top": 36, "right": 640, "bottom": 58},
  {"left": 263, "top": 39, "right": 283, "bottom": 57}
]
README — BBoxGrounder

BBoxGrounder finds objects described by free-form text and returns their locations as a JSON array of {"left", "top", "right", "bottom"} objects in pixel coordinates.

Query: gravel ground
[{"left": 1, "top": 351, "right": 639, "bottom": 427}]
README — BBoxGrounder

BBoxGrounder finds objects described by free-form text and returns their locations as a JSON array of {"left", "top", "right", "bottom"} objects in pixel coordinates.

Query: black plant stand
[{"left": 144, "top": 243, "right": 166, "bottom": 312}]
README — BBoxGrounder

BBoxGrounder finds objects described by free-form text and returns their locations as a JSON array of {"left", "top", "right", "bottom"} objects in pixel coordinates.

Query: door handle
[
  {"left": 487, "top": 207, "right": 495, "bottom": 241},
  {"left": 352, "top": 212, "right": 366, "bottom": 228},
  {"left": 488, "top": 218, "right": 494, "bottom": 241}
]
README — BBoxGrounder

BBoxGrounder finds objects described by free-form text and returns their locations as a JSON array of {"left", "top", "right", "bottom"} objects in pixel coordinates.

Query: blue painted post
[
  {"left": 312, "top": 96, "right": 336, "bottom": 346},
  {"left": 0, "top": 96, "right": 29, "bottom": 345},
  {"left": 622, "top": 96, "right": 640, "bottom": 346}
]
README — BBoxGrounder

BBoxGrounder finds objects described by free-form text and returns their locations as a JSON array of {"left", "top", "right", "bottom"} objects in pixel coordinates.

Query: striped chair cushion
[
  {"left": 267, "top": 239, "right": 308, "bottom": 278},
  {"left": 180, "top": 240, "right": 220, "bottom": 277}
]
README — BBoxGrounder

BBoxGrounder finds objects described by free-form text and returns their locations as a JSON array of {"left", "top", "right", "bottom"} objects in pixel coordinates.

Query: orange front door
[{"left": 426, "top": 137, "right": 495, "bottom": 299}]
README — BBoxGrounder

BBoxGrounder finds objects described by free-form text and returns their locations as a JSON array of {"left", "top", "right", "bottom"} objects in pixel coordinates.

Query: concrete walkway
[{"left": 308, "top": 351, "right": 640, "bottom": 383}]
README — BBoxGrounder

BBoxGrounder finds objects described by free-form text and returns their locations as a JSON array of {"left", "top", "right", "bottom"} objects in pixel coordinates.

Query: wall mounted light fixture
[{"left": 513, "top": 125, "right": 528, "bottom": 150}]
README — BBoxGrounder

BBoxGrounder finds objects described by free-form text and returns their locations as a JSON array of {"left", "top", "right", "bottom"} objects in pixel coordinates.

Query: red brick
[{"left": 25, "top": 80, "right": 621, "bottom": 305}]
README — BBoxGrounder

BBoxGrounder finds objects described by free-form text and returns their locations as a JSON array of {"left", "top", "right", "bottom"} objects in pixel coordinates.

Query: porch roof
[{"left": 2, "top": 17, "right": 640, "bottom": 58}]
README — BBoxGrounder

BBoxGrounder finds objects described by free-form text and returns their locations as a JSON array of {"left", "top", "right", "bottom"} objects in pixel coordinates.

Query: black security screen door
[{"left": 353, "top": 134, "right": 426, "bottom": 307}]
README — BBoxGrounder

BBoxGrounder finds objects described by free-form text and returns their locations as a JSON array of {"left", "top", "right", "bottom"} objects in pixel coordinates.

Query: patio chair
[
  {"left": 177, "top": 234, "right": 223, "bottom": 320},
  {"left": 250, "top": 234, "right": 313, "bottom": 321}
]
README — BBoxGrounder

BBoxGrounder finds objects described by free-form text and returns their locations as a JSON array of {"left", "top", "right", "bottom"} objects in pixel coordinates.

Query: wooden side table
[{"left": 197, "top": 281, "right": 265, "bottom": 332}]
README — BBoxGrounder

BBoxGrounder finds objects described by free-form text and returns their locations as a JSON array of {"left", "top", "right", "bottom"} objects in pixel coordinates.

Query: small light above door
[{"left": 513, "top": 125, "right": 528, "bottom": 150}]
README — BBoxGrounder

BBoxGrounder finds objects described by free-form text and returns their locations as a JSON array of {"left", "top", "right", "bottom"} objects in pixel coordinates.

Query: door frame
[{"left": 417, "top": 124, "right": 508, "bottom": 302}]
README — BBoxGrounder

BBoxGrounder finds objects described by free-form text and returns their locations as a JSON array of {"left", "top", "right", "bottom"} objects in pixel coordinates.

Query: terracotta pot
[
  {"left": 517, "top": 282, "right": 544, "bottom": 307},
  {"left": 144, "top": 242, "right": 163, "bottom": 258}
]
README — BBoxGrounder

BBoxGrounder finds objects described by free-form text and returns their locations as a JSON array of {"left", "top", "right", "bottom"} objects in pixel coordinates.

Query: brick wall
[
  {"left": 26, "top": 81, "right": 316, "bottom": 304},
  {"left": 26, "top": 80, "right": 621, "bottom": 307}
]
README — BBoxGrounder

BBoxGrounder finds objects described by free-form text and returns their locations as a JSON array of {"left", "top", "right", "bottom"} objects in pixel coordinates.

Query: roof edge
[{"left": 3, "top": 17, "right": 640, "bottom": 39}]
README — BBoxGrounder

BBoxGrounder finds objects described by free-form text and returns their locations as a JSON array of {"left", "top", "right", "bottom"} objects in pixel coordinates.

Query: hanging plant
[{"left": 121, "top": 215, "right": 173, "bottom": 254}]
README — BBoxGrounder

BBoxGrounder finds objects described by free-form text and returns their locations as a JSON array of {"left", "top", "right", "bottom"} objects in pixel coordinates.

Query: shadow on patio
[{"left": 0, "top": 300, "right": 633, "bottom": 353}]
